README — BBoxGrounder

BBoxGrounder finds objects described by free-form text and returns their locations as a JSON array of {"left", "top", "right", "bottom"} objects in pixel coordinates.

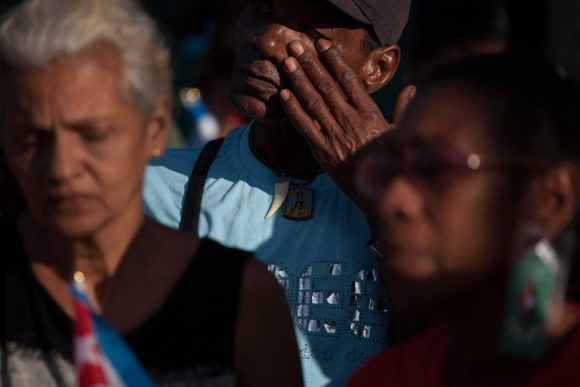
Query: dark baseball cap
[{"left": 326, "top": 0, "right": 411, "bottom": 45}]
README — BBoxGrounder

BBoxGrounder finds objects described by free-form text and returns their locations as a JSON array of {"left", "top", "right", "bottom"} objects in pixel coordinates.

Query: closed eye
[{"left": 77, "top": 127, "right": 112, "bottom": 142}]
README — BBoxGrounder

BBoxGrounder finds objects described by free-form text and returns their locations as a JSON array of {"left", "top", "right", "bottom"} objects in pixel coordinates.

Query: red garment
[
  {"left": 347, "top": 327, "right": 448, "bottom": 387},
  {"left": 348, "top": 308, "right": 580, "bottom": 387}
]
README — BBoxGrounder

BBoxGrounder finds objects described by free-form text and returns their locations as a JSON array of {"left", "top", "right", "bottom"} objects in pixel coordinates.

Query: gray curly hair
[{"left": 0, "top": 0, "right": 171, "bottom": 117}]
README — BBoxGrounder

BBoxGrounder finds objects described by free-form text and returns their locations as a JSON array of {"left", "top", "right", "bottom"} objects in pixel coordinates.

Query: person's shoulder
[
  {"left": 143, "top": 148, "right": 202, "bottom": 228},
  {"left": 146, "top": 124, "right": 250, "bottom": 178},
  {"left": 193, "top": 238, "right": 280, "bottom": 298},
  {"left": 241, "top": 257, "right": 279, "bottom": 295},
  {"left": 234, "top": 256, "right": 303, "bottom": 387},
  {"left": 148, "top": 147, "right": 203, "bottom": 177},
  {"left": 195, "top": 240, "right": 283, "bottom": 312},
  {"left": 185, "top": 239, "right": 256, "bottom": 290},
  {"left": 143, "top": 125, "right": 251, "bottom": 227},
  {"left": 347, "top": 326, "right": 449, "bottom": 387},
  {"left": 198, "top": 237, "right": 251, "bottom": 255}
]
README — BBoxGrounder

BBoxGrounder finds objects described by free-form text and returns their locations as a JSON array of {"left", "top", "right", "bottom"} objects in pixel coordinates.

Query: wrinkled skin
[
  {"left": 231, "top": 0, "right": 414, "bottom": 205},
  {"left": 0, "top": 43, "right": 166, "bottom": 237},
  {"left": 231, "top": 0, "right": 372, "bottom": 122}
]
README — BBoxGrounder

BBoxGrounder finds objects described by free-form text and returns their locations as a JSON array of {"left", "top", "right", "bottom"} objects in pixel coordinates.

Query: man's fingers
[
  {"left": 279, "top": 89, "right": 325, "bottom": 148},
  {"left": 315, "top": 39, "right": 369, "bottom": 108},
  {"left": 392, "top": 85, "right": 416, "bottom": 126},
  {"left": 286, "top": 40, "right": 350, "bottom": 112},
  {"left": 280, "top": 56, "right": 340, "bottom": 132}
]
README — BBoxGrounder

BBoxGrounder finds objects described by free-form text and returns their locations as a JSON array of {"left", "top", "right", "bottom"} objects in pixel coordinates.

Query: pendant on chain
[
  {"left": 265, "top": 179, "right": 315, "bottom": 221},
  {"left": 284, "top": 185, "right": 315, "bottom": 221}
]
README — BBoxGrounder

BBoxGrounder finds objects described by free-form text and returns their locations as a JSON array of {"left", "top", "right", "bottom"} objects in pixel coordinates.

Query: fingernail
[
  {"left": 279, "top": 89, "right": 291, "bottom": 101},
  {"left": 316, "top": 38, "right": 331, "bottom": 52},
  {"left": 289, "top": 41, "right": 305, "bottom": 56},
  {"left": 282, "top": 57, "right": 297, "bottom": 72},
  {"left": 410, "top": 85, "right": 417, "bottom": 98}
]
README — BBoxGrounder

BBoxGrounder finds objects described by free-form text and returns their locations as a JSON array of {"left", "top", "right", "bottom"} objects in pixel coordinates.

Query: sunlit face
[
  {"left": 0, "top": 43, "right": 165, "bottom": 237},
  {"left": 230, "top": 0, "right": 370, "bottom": 122},
  {"left": 362, "top": 85, "right": 527, "bottom": 316}
]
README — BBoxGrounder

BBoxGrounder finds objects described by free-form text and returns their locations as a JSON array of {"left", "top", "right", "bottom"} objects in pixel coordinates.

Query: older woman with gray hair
[{"left": 0, "top": 0, "right": 302, "bottom": 386}]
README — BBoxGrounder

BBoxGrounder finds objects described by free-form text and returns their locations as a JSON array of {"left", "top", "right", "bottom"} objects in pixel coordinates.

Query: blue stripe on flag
[
  {"left": 92, "top": 313, "right": 155, "bottom": 387},
  {"left": 70, "top": 284, "right": 155, "bottom": 387},
  {"left": 70, "top": 285, "right": 91, "bottom": 306}
]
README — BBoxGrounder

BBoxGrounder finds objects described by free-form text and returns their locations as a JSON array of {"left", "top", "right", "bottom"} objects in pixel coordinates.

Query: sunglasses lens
[
  {"left": 412, "top": 150, "right": 470, "bottom": 190},
  {"left": 355, "top": 154, "right": 399, "bottom": 199},
  {"left": 356, "top": 148, "right": 472, "bottom": 198}
]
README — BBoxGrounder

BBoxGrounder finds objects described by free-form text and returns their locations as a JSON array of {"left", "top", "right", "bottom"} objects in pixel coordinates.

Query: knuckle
[
  {"left": 305, "top": 97, "right": 325, "bottom": 113},
  {"left": 350, "top": 88, "right": 369, "bottom": 103},
  {"left": 292, "top": 76, "right": 310, "bottom": 90},
  {"left": 315, "top": 77, "right": 336, "bottom": 95},
  {"left": 322, "top": 46, "right": 341, "bottom": 61},
  {"left": 336, "top": 115, "right": 351, "bottom": 129},
  {"left": 299, "top": 55, "right": 316, "bottom": 70},
  {"left": 338, "top": 70, "right": 357, "bottom": 84},
  {"left": 329, "top": 107, "right": 349, "bottom": 125}
]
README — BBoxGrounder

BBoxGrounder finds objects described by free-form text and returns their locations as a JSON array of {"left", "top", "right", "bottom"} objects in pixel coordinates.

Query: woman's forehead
[
  {"left": 399, "top": 84, "right": 495, "bottom": 152},
  {"left": 1, "top": 45, "right": 133, "bottom": 123}
]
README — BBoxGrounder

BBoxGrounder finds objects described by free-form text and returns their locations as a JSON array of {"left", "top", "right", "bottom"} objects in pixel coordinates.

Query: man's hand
[{"left": 278, "top": 38, "right": 415, "bottom": 209}]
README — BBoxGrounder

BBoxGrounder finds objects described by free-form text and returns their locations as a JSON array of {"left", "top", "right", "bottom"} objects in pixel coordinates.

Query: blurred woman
[
  {"left": 0, "top": 0, "right": 302, "bottom": 386},
  {"left": 349, "top": 53, "right": 580, "bottom": 386}
]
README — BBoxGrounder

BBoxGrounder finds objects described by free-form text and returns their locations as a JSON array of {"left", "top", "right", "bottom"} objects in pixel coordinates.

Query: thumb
[{"left": 392, "top": 85, "right": 416, "bottom": 126}]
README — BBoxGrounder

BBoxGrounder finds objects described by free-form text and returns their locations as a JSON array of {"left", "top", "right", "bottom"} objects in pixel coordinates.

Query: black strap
[{"left": 179, "top": 138, "right": 225, "bottom": 235}]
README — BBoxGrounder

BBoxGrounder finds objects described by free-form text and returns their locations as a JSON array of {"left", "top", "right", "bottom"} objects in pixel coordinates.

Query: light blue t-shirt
[{"left": 144, "top": 124, "right": 391, "bottom": 387}]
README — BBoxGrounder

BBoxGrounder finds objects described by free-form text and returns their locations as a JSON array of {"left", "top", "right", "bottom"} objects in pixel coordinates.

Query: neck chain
[{"left": 248, "top": 127, "right": 324, "bottom": 181}]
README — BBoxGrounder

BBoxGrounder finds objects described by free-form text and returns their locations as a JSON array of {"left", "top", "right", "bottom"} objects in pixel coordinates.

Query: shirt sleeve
[{"left": 143, "top": 148, "right": 201, "bottom": 230}]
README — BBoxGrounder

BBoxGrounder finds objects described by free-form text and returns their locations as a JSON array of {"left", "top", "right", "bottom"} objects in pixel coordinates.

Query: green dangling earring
[{"left": 498, "top": 237, "right": 568, "bottom": 357}]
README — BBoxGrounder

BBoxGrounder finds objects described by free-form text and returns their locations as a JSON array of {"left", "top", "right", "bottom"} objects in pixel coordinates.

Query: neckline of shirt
[{"left": 231, "top": 122, "right": 335, "bottom": 191}]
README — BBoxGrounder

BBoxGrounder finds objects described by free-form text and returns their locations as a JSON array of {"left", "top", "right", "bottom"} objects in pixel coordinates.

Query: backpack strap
[{"left": 179, "top": 138, "right": 225, "bottom": 234}]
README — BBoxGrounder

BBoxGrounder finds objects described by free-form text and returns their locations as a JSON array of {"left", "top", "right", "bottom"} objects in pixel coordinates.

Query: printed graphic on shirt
[{"left": 267, "top": 259, "right": 390, "bottom": 365}]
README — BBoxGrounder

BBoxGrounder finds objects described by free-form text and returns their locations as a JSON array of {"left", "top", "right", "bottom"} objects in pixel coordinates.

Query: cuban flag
[{"left": 71, "top": 278, "right": 155, "bottom": 387}]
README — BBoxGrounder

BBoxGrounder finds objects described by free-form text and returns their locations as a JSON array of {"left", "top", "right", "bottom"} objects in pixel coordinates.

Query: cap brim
[{"left": 325, "top": 0, "right": 371, "bottom": 26}]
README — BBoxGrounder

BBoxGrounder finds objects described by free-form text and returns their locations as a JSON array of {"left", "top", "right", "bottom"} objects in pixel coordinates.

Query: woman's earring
[
  {"left": 151, "top": 148, "right": 162, "bottom": 158},
  {"left": 498, "top": 238, "right": 564, "bottom": 357}
]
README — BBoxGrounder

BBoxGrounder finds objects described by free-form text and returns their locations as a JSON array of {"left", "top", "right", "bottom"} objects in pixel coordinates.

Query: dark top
[{"left": 0, "top": 217, "right": 251, "bottom": 386}]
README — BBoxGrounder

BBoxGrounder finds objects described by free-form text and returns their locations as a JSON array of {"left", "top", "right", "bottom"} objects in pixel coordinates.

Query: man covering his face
[{"left": 144, "top": 1, "right": 412, "bottom": 386}]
